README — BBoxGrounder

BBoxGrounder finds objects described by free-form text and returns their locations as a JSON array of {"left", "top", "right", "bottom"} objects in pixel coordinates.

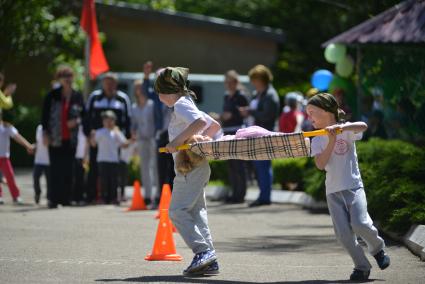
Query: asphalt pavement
[{"left": 0, "top": 170, "right": 424, "bottom": 284}]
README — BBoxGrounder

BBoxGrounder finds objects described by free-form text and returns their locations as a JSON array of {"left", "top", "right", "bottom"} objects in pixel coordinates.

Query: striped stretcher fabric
[{"left": 188, "top": 133, "right": 311, "bottom": 160}]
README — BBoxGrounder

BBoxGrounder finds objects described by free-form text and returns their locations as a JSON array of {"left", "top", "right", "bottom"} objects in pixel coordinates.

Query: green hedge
[
  {"left": 357, "top": 139, "right": 425, "bottom": 233},
  {"left": 208, "top": 139, "right": 425, "bottom": 234}
]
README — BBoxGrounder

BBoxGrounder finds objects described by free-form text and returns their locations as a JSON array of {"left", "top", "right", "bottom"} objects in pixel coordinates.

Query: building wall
[{"left": 98, "top": 12, "right": 279, "bottom": 74}]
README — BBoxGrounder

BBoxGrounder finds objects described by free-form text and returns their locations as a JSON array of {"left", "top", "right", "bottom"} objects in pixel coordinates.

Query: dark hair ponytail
[{"left": 307, "top": 92, "right": 345, "bottom": 123}]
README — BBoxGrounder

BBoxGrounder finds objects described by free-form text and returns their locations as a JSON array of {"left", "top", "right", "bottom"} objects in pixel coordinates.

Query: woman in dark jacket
[
  {"left": 41, "top": 66, "right": 84, "bottom": 208},
  {"left": 221, "top": 70, "right": 249, "bottom": 203}
]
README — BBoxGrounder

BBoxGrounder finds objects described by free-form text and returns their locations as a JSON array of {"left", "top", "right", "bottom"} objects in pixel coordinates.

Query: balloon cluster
[
  {"left": 310, "top": 44, "right": 354, "bottom": 92},
  {"left": 324, "top": 43, "right": 354, "bottom": 78}
]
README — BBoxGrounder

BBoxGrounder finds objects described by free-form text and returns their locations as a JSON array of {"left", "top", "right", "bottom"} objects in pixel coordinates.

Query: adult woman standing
[
  {"left": 221, "top": 70, "right": 249, "bottom": 203},
  {"left": 240, "top": 65, "right": 280, "bottom": 207},
  {"left": 42, "top": 66, "right": 85, "bottom": 208}
]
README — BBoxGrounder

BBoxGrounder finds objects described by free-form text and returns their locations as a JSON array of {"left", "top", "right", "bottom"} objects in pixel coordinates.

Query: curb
[
  {"left": 205, "top": 185, "right": 424, "bottom": 261},
  {"left": 403, "top": 225, "right": 425, "bottom": 261},
  {"left": 205, "top": 185, "right": 327, "bottom": 210}
]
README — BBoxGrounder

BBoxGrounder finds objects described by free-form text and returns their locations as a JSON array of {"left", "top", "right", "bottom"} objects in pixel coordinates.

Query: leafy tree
[
  {"left": 173, "top": 0, "right": 401, "bottom": 88},
  {"left": 0, "top": 0, "right": 84, "bottom": 70}
]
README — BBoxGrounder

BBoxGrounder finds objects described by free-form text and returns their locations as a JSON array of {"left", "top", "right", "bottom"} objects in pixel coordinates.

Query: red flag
[{"left": 80, "top": 0, "right": 109, "bottom": 79}]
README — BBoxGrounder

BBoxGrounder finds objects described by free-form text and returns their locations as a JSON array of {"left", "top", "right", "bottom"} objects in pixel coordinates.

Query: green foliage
[
  {"left": 173, "top": 0, "right": 401, "bottom": 88},
  {"left": 102, "top": 0, "right": 175, "bottom": 10},
  {"left": 0, "top": 0, "right": 85, "bottom": 69},
  {"left": 356, "top": 139, "right": 425, "bottom": 233},
  {"left": 303, "top": 160, "right": 326, "bottom": 201},
  {"left": 209, "top": 160, "right": 229, "bottom": 185},
  {"left": 127, "top": 155, "right": 141, "bottom": 184},
  {"left": 272, "top": 158, "right": 308, "bottom": 190}
]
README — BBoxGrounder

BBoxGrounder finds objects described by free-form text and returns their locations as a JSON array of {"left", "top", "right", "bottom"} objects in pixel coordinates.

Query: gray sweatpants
[
  {"left": 169, "top": 160, "right": 214, "bottom": 254},
  {"left": 327, "top": 187, "right": 385, "bottom": 271},
  {"left": 138, "top": 138, "right": 158, "bottom": 201}
]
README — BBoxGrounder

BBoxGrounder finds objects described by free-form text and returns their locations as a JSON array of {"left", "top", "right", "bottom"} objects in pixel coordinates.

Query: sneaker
[
  {"left": 349, "top": 269, "right": 370, "bottom": 281},
  {"left": 185, "top": 260, "right": 220, "bottom": 276},
  {"left": 0, "top": 197, "right": 4, "bottom": 205},
  {"left": 374, "top": 250, "right": 390, "bottom": 270},
  {"left": 13, "top": 197, "right": 24, "bottom": 205},
  {"left": 183, "top": 250, "right": 217, "bottom": 275}
]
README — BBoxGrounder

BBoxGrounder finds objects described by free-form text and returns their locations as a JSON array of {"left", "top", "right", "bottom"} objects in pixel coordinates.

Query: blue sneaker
[
  {"left": 374, "top": 250, "right": 390, "bottom": 270},
  {"left": 201, "top": 260, "right": 220, "bottom": 275},
  {"left": 183, "top": 250, "right": 217, "bottom": 275}
]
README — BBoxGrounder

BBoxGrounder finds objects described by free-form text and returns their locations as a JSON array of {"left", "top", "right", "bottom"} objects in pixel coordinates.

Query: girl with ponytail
[{"left": 306, "top": 93, "right": 390, "bottom": 281}]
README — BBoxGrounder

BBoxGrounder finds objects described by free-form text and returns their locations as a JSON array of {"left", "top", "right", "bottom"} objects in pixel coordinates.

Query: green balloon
[
  {"left": 335, "top": 55, "right": 354, "bottom": 77},
  {"left": 324, "top": 43, "right": 346, "bottom": 63}
]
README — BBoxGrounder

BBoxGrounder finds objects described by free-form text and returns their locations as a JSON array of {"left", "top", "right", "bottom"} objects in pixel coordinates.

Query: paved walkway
[{"left": 0, "top": 170, "right": 424, "bottom": 283}]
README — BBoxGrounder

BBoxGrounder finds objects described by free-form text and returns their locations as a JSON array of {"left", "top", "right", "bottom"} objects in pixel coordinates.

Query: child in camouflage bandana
[{"left": 155, "top": 67, "right": 221, "bottom": 276}]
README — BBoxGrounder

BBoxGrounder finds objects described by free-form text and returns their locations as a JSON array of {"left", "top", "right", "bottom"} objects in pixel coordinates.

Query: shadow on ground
[{"left": 96, "top": 275, "right": 381, "bottom": 283}]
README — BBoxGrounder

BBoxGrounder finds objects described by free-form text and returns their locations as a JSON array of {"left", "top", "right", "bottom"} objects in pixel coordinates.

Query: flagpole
[{"left": 83, "top": 37, "right": 90, "bottom": 100}]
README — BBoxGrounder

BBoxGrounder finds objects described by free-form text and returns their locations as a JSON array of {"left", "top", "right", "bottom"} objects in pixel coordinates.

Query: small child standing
[
  {"left": 90, "top": 110, "right": 131, "bottom": 205},
  {"left": 0, "top": 121, "right": 34, "bottom": 205},
  {"left": 306, "top": 93, "right": 390, "bottom": 281},
  {"left": 155, "top": 67, "right": 221, "bottom": 276},
  {"left": 33, "top": 124, "right": 50, "bottom": 204}
]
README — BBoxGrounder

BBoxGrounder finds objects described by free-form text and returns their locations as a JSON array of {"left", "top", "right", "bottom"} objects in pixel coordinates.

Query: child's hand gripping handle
[{"left": 158, "top": 144, "right": 191, "bottom": 153}]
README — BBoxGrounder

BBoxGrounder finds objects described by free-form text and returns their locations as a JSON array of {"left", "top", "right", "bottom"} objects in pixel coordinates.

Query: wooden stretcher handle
[
  {"left": 303, "top": 128, "right": 342, "bottom": 137},
  {"left": 158, "top": 144, "right": 191, "bottom": 153}
]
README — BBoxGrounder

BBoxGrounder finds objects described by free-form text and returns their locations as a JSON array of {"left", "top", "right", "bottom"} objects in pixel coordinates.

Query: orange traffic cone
[
  {"left": 126, "top": 180, "right": 147, "bottom": 211},
  {"left": 155, "top": 184, "right": 172, "bottom": 219},
  {"left": 145, "top": 209, "right": 183, "bottom": 261}
]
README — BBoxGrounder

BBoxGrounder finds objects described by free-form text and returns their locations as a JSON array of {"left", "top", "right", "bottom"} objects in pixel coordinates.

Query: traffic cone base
[
  {"left": 144, "top": 253, "right": 182, "bottom": 261},
  {"left": 145, "top": 209, "right": 182, "bottom": 261},
  {"left": 126, "top": 180, "right": 147, "bottom": 211}
]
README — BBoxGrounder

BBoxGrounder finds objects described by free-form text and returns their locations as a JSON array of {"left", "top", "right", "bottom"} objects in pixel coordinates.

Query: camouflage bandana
[
  {"left": 154, "top": 67, "right": 196, "bottom": 98},
  {"left": 308, "top": 92, "right": 345, "bottom": 122}
]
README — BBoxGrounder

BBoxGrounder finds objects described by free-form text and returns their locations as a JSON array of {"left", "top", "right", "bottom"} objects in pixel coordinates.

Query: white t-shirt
[
  {"left": 200, "top": 111, "right": 223, "bottom": 140},
  {"left": 168, "top": 96, "right": 204, "bottom": 142},
  {"left": 34, "top": 125, "right": 50, "bottom": 165},
  {"left": 311, "top": 128, "right": 364, "bottom": 195},
  {"left": 0, "top": 123, "right": 18, "bottom": 158},
  {"left": 75, "top": 126, "right": 87, "bottom": 159},
  {"left": 168, "top": 96, "right": 205, "bottom": 160},
  {"left": 95, "top": 128, "right": 126, "bottom": 163}
]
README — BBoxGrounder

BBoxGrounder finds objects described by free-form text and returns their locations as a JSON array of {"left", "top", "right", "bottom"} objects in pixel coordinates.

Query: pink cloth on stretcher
[{"left": 219, "top": 126, "right": 275, "bottom": 141}]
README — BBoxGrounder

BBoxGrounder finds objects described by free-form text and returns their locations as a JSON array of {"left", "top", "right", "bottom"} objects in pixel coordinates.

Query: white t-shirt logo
[{"left": 334, "top": 139, "right": 349, "bottom": 155}]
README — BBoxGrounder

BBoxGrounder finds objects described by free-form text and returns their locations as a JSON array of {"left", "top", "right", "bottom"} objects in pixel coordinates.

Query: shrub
[
  {"left": 209, "top": 160, "right": 229, "bottom": 185},
  {"left": 357, "top": 138, "right": 425, "bottom": 234},
  {"left": 272, "top": 157, "right": 308, "bottom": 190}
]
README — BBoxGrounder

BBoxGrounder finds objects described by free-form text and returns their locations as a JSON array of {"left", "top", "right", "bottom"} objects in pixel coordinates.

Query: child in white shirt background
[
  {"left": 0, "top": 121, "right": 34, "bottom": 205},
  {"left": 90, "top": 110, "right": 132, "bottom": 205}
]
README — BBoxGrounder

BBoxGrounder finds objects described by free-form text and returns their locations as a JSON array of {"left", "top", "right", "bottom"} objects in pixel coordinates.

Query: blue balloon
[{"left": 311, "top": 69, "right": 333, "bottom": 91}]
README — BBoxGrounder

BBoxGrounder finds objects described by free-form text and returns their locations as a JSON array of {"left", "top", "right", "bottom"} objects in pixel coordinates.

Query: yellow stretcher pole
[{"left": 158, "top": 128, "right": 341, "bottom": 153}]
